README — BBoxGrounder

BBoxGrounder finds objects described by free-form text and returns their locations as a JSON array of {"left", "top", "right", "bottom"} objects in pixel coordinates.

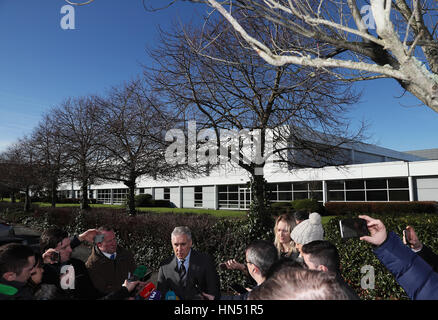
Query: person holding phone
[
  {"left": 359, "top": 215, "right": 438, "bottom": 300},
  {"left": 403, "top": 226, "right": 438, "bottom": 273},
  {"left": 85, "top": 225, "right": 136, "bottom": 295}
]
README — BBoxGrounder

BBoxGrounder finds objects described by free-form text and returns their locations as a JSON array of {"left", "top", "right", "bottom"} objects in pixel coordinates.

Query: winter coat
[
  {"left": 373, "top": 231, "right": 438, "bottom": 300},
  {"left": 0, "top": 279, "right": 34, "bottom": 300},
  {"left": 85, "top": 245, "right": 136, "bottom": 294}
]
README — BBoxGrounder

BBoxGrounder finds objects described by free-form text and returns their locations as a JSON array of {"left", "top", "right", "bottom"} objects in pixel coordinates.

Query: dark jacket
[
  {"left": 85, "top": 245, "right": 136, "bottom": 294},
  {"left": 42, "top": 257, "right": 103, "bottom": 300},
  {"left": 417, "top": 244, "right": 438, "bottom": 273},
  {"left": 373, "top": 231, "right": 438, "bottom": 300},
  {"left": 157, "top": 249, "right": 220, "bottom": 300},
  {"left": 335, "top": 273, "right": 360, "bottom": 300},
  {"left": 0, "top": 279, "right": 34, "bottom": 300}
]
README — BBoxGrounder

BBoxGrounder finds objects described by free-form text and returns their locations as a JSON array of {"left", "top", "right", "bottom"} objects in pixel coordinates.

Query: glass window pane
[
  {"left": 293, "top": 182, "right": 308, "bottom": 191},
  {"left": 389, "top": 190, "right": 410, "bottom": 201},
  {"left": 228, "top": 185, "right": 238, "bottom": 192},
  {"left": 366, "top": 179, "right": 387, "bottom": 189},
  {"left": 293, "top": 192, "right": 308, "bottom": 200},
  {"left": 327, "top": 181, "right": 344, "bottom": 190},
  {"left": 309, "top": 181, "right": 323, "bottom": 191},
  {"left": 346, "top": 191, "right": 365, "bottom": 201},
  {"left": 366, "top": 190, "right": 388, "bottom": 201},
  {"left": 278, "top": 183, "right": 292, "bottom": 191},
  {"left": 228, "top": 193, "right": 238, "bottom": 200},
  {"left": 218, "top": 185, "right": 227, "bottom": 192},
  {"left": 279, "top": 192, "right": 292, "bottom": 201},
  {"left": 269, "top": 192, "right": 277, "bottom": 201},
  {"left": 346, "top": 180, "right": 364, "bottom": 190},
  {"left": 310, "top": 192, "right": 323, "bottom": 201},
  {"left": 328, "top": 191, "right": 344, "bottom": 201},
  {"left": 388, "top": 178, "right": 409, "bottom": 189}
]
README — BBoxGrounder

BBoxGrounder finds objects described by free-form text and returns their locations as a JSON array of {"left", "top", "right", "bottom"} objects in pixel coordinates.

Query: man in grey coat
[{"left": 157, "top": 226, "right": 220, "bottom": 300}]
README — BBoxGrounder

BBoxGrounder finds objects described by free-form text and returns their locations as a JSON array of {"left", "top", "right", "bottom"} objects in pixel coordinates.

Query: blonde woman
[
  {"left": 221, "top": 214, "right": 299, "bottom": 272},
  {"left": 274, "top": 214, "right": 299, "bottom": 259}
]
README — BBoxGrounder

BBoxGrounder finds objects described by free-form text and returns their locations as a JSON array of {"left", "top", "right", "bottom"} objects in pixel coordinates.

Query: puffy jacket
[{"left": 373, "top": 231, "right": 438, "bottom": 300}]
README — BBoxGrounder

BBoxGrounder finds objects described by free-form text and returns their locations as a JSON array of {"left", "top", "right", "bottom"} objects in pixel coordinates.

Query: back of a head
[
  {"left": 301, "top": 240, "right": 340, "bottom": 273},
  {"left": 0, "top": 243, "right": 35, "bottom": 277},
  {"left": 248, "top": 267, "right": 349, "bottom": 300},
  {"left": 290, "top": 212, "right": 324, "bottom": 245},
  {"left": 294, "top": 210, "right": 309, "bottom": 223},
  {"left": 246, "top": 240, "right": 279, "bottom": 277},
  {"left": 265, "top": 257, "right": 305, "bottom": 280},
  {"left": 40, "top": 228, "right": 68, "bottom": 253}
]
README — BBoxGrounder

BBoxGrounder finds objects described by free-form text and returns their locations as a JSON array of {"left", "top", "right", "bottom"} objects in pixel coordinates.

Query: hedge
[{"left": 325, "top": 201, "right": 437, "bottom": 216}]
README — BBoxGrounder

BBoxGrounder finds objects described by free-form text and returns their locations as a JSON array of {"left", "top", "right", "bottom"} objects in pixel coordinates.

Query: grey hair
[{"left": 171, "top": 226, "right": 192, "bottom": 241}]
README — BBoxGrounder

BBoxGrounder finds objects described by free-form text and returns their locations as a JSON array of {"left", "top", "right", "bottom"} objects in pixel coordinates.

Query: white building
[{"left": 58, "top": 143, "right": 438, "bottom": 209}]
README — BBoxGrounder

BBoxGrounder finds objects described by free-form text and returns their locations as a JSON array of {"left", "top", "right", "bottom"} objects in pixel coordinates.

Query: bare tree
[
  {"left": 0, "top": 138, "right": 42, "bottom": 212},
  {"left": 92, "top": 79, "right": 181, "bottom": 215},
  {"left": 30, "top": 114, "right": 69, "bottom": 208},
  {"left": 51, "top": 97, "right": 107, "bottom": 210},
  {"left": 150, "top": 0, "right": 438, "bottom": 113},
  {"left": 146, "top": 17, "right": 365, "bottom": 231}
]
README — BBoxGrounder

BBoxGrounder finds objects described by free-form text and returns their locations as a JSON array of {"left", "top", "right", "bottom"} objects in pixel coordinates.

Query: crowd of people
[{"left": 1, "top": 210, "right": 437, "bottom": 300}]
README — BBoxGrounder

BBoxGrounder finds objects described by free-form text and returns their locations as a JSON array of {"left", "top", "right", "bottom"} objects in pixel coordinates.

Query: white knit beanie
[{"left": 290, "top": 212, "right": 324, "bottom": 245}]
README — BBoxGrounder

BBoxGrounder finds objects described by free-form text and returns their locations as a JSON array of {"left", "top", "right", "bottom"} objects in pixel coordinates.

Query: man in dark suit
[{"left": 157, "top": 226, "right": 220, "bottom": 300}]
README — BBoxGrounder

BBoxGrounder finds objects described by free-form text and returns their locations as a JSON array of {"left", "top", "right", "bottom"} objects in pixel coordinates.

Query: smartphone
[
  {"left": 229, "top": 283, "right": 248, "bottom": 294},
  {"left": 403, "top": 229, "right": 411, "bottom": 245},
  {"left": 94, "top": 234, "right": 105, "bottom": 244},
  {"left": 51, "top": 251, "right": 60, "bottom": 263},
  {"left": 339, "top": 218, "right": 369, "bottom": 239},
  {"left": 219, "top": 263, "right": 228, "bottom": 271}
]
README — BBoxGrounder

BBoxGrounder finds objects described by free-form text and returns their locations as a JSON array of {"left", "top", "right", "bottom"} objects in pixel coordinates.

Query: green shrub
[
  {"left": 134, "top": 194, "right": 153, "bottom": 207},
  {"left": 291, "top": 198, "right": 325, "bottom": 215},
  {"left": 270, "top": 202, "right": 294, "bottom": 216},
  {"left": 325, "top": 201, "right": 437, "bottom": 216}
]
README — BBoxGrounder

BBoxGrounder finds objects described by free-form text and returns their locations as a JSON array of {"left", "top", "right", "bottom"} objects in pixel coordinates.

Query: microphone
[
  {"left": 135, "top": 282, "right": 156, "bottom": 300},
  {"left": 129, "top": 265, "right": 151, "bottom": 282},
  {"left": 148, "top": 290, "right": 161, "bottom": 300},
  {"left": 165, "top": 290, "right": 179, "bottom": 300}
]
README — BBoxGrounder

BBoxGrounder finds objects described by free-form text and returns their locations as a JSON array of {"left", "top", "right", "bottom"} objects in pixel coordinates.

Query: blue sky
[{"left": 0, "top": 0, "right": 437, "bottom": 153}]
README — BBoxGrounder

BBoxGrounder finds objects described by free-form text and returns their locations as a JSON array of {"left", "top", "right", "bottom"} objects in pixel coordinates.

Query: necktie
[{"left": 179, "top": 259, "right": 186, "bottom": 280}]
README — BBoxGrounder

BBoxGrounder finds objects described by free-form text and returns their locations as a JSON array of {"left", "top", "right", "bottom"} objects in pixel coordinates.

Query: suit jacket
[{"left": 157, "top": 249, "right": 220, "bottom": 300}]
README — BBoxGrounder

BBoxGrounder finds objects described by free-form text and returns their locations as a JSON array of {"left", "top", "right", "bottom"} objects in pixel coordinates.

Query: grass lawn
[
  {"left": 4, "top": 199, "right": 335, "bottom": 222},
  {"left": 32, "top": 202, "right": 246, "bottom": 218}
]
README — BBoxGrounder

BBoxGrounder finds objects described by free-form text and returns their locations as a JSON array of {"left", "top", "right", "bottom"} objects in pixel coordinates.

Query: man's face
[
  {"left": 171, "top": 234, "right": 192, "bottom": 260},
  {"left": 97, "top": 230, "right": 117, "bottom": 254},
  {"left": 55, "top": 237, "right": 73, "bottom": 263},
  {"left": 15, "top": 255, "right": 36, "bottom": 283}
]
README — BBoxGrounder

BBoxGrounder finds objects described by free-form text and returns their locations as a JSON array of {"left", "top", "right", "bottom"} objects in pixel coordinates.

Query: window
[
  {"left": 113, "top": 189, "right": 128, "bottom": 205},
  {"left": 327, "top": 178, "right": 409, "bottom": 202},
  {"left": 194, "top": 186, "right": 202, "bottom": 207},
  {"left": 164, "top": 188, "right": 170, "bottom": 200}
]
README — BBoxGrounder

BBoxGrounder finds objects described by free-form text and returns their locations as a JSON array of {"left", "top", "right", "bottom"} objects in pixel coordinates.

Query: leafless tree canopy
[
  {"left": 157, "top": 0, "right": 438, "bottom": 113},
  {"left": 146, "top": 16, "right": 365, "bottom": 174}
]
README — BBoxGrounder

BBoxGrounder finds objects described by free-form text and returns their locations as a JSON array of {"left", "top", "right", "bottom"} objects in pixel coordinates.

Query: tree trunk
[
  {"left": 247, "top": 172, "right": 273, "bottom": 240},
  {"left": 80, "top": 179, "right": 90, "bottom": 210},
  {"left": 50, "top": 178, "right": 58, "bottom": 208},
  {"left": 24, "top": 186, "right": 31, "bottom": 212},
  {"left": 126, "top": 171, "right": 137, "bottom": 216}
]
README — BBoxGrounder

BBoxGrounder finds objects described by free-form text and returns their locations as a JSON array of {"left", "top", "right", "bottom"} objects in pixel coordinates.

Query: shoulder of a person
[{"left": 159, "top": 255, "right": 176, "bottom": 268}]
